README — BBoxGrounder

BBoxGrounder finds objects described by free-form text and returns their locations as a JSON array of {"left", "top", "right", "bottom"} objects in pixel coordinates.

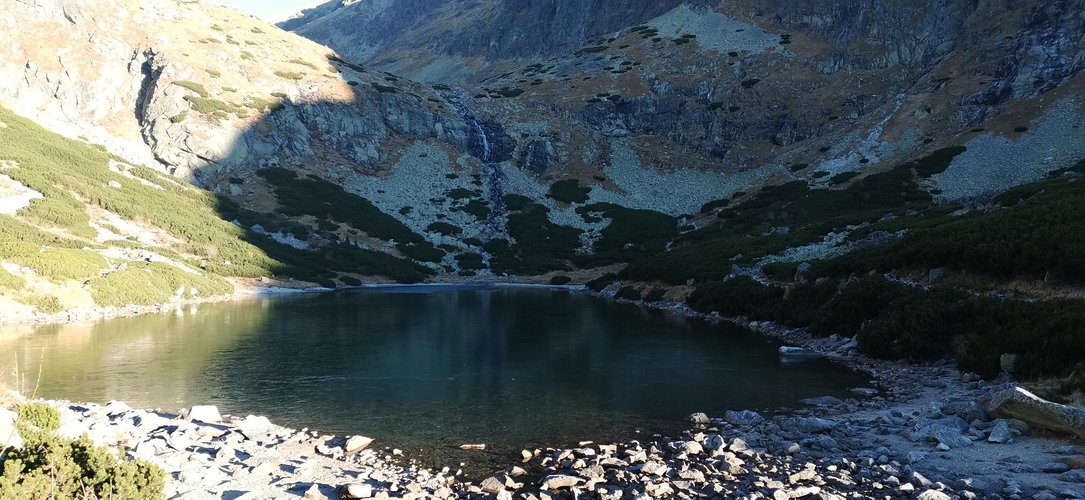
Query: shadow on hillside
[{"left": 190, "top": 75, "right": 494, "bottom": 285}]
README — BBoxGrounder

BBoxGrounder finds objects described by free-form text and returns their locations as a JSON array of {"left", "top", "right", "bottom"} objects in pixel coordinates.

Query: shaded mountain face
[{"left": 280, "top": 0, "right": 718, "bottom": 82}]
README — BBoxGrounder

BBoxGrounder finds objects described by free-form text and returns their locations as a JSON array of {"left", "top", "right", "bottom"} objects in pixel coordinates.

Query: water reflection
[{"left": 1, "top": 287, "right": 867, "bottom": 452}]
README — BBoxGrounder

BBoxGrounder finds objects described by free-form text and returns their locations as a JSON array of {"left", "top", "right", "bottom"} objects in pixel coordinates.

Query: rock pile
[{"left": 28, "top": 400, "right": 464, "bottom": 500}]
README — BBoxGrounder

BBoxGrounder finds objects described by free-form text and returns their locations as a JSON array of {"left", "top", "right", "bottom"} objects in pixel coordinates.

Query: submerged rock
[{"left": 725, "top": 410, "right": 765, "bottom": 427}]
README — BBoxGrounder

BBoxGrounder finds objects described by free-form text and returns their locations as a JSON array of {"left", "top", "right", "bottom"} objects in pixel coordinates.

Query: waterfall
[{"left": 442, "top": 91, "right": 508, "bottom": 243}]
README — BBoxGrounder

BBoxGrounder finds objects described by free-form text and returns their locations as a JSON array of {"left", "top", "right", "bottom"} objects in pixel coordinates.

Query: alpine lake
[{"left": 1, "top": 286, "right": 870, "bottom": 469}]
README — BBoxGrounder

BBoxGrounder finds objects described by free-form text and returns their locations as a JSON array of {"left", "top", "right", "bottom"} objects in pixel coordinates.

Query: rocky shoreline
[{"left": 5, "top": 291, "right": 1085, "bottom": 499}]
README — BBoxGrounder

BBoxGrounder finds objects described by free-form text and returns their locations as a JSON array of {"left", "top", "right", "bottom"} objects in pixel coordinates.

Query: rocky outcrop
[{"left": 984, "top": 386, "right": 1085, "bottom": 439}]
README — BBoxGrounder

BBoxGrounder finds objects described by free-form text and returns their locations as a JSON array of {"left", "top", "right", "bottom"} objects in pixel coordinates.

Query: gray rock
[
  {"left": 773, "top": 416, "right": 838, "bottom": 434},
  {"left": 942, "top": 398, "right": 989, "bottom": 423},
  {"left": 985, "top": 386, "right": 1085, "bottom": 439},
  {"left": 680, "top": 441, "right": 703, "bottom": 455},
  {"left": 800, "top": 396, "right": 844, "bottom": 407},
  {"left": 906, "top": 451, "right": 928, "bottom": 464},
  {"left": 1043, "top": 462, "right": 1071, "bottom": 473},
  {"left": 916, "top": 490, "right": 951, "bottom": 500},
  {"left": 704, "top": 434, "right": 725, "bottom": 450},
  {"left": 1060, "top": 469, "right": 1085, "bottom": 483},
  {"left": 480, "top": 476, "right": 505, "bottom": 494},
  {"left": 725, "top": 410, "right": 765, "bottom": 427},
  {"left": 542, "top": 474, "right": 582, "bottom": 490},
  {"left": 987, "top": 420, "right": 1014, "bottom": 443},
  {"left": 850, "top": 388, "right": 879, "bottom": 397}
]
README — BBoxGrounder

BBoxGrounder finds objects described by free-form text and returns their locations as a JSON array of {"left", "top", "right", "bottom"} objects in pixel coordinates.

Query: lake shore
[
  {"left": 4, "top": 286, "right": 1085, "bottom": 498},
  {"left": 5, "top": 318, "right": 1085, "bottom": 498},
  {"left": 0, "top": 277, "right": 583, "bottom": 328}
]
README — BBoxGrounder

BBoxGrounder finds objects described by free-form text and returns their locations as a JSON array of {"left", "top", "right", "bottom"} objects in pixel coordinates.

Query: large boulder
[{"left": 984, "top": 386, "right": 1085, "bottom": 439}]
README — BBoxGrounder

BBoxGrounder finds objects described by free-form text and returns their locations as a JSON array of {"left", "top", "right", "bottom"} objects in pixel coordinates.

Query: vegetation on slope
[
  {"left": 616, "top": 147, "right": 1085, "bottom": 380},
  {"left": 0, "top": 402, "right": 165, "bottom": 498},
  {"left": 0, "top": 104, "right": 429, "bottom": 314}
]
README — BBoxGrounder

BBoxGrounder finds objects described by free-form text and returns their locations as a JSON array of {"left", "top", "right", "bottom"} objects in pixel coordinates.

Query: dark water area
[{"left": 1, "top": 286, "right": 868, "bottom": 467}]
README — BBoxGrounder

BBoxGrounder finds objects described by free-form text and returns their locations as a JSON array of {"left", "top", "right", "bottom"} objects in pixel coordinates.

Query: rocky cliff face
[
  {"left": 0, "top": 0, "right": 468, "bottom": 182},
  {"left": 281, "top": 0, "right": 717, "bottom": 82}
]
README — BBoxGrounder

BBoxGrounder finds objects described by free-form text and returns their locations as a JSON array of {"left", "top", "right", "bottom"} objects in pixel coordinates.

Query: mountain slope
[{"left": 280, "top": 0, "right": 718, "bottom": 82}]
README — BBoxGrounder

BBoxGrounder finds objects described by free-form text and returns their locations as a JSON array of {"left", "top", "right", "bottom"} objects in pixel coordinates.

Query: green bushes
[
  {"left": 0, "top": 243, "right": 108, "bottom": 281},
  {"left": 339, "top": 275, "right": 362, "bottom": 286},
  {"left": 274, "top": 70, "right": 305, "bottom": 81},
  {"left": 395, "top": 242, "right": 444, "bottom": 263},
  {"left": 687, "top": 274, "right": 1085, "bottom": 378},
  {"left": 550, "top": 275, "right": 572, "bottom": 285},
  {"left": 0, "top": 403, "right": 165, "bottom": 499},
  {"left": 427, "top": 222, "right": 462, "bottom": 236},
  {"left": 18, "top": 193, "right": 95, "bottom": 238},
  {"left": 912, "top": 146, "right": 966, "bottom": 176},
  {"left": 171, "top": 80, "right": 209, "bottom": 97},
  {"left": 573, "top": 203, "right": 677, "bottom": 267},
  {"left": 13, "top": 293, "right": 64, "bottom": 314},
  {"left": 813, "top": 174, "right": 1085, "bottom": 282},
  {"left": 643, "top": 287, "right": 666, "bottom": 302},
  {"left": 548, "top": 179, "right": 591, "bottom": 204},
  {"left": 258, "top": 168, "right": 424, "bottom": 245},
  {"left": 455, "top": 253, "right": 485, "bottom": 270},
  {"left": 0, "top": 268, "right": 25, "bottom": 290},
  {"left": 461, "top": 200, "right": 490, "bottom": 220},
  {"left": 87, "top": 262, "right": 233, "bottom": 307},
  {"left": 183, "top": 95, "right": 240, "bottom": 116},
  {"left": 625, "top": 164, "right": 933, "bottom": 284},
  {"left": 586, "top": 273, "right": 617, "bottom": 292},
  {"left": 615, "top": 286, "right": 641, "bottom": 300}
]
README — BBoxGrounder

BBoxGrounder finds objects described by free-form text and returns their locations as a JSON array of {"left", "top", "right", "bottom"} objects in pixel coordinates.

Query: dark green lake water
[{"left": 1, "top": 286, "right": 867, "bottom": 459}]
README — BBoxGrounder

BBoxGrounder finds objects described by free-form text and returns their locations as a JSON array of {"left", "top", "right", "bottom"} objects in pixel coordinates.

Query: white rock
[
  {"left": 689, "top": 413, "right": 710, "bottom": 425},
  {"left": 186, "top": 405, "right": 222, "bottom": 423},
  {"left": 0, "top": 408, "right": 21, "bottom": 449},
  {"left": 338, "top": 483, "right": 373, "bottom": 499},
  {"left": 344, "top": 435, "right": 374, "bottom": 454},
  {"left": 103, "top": 400, "right": 132, "bottom": 416}
]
